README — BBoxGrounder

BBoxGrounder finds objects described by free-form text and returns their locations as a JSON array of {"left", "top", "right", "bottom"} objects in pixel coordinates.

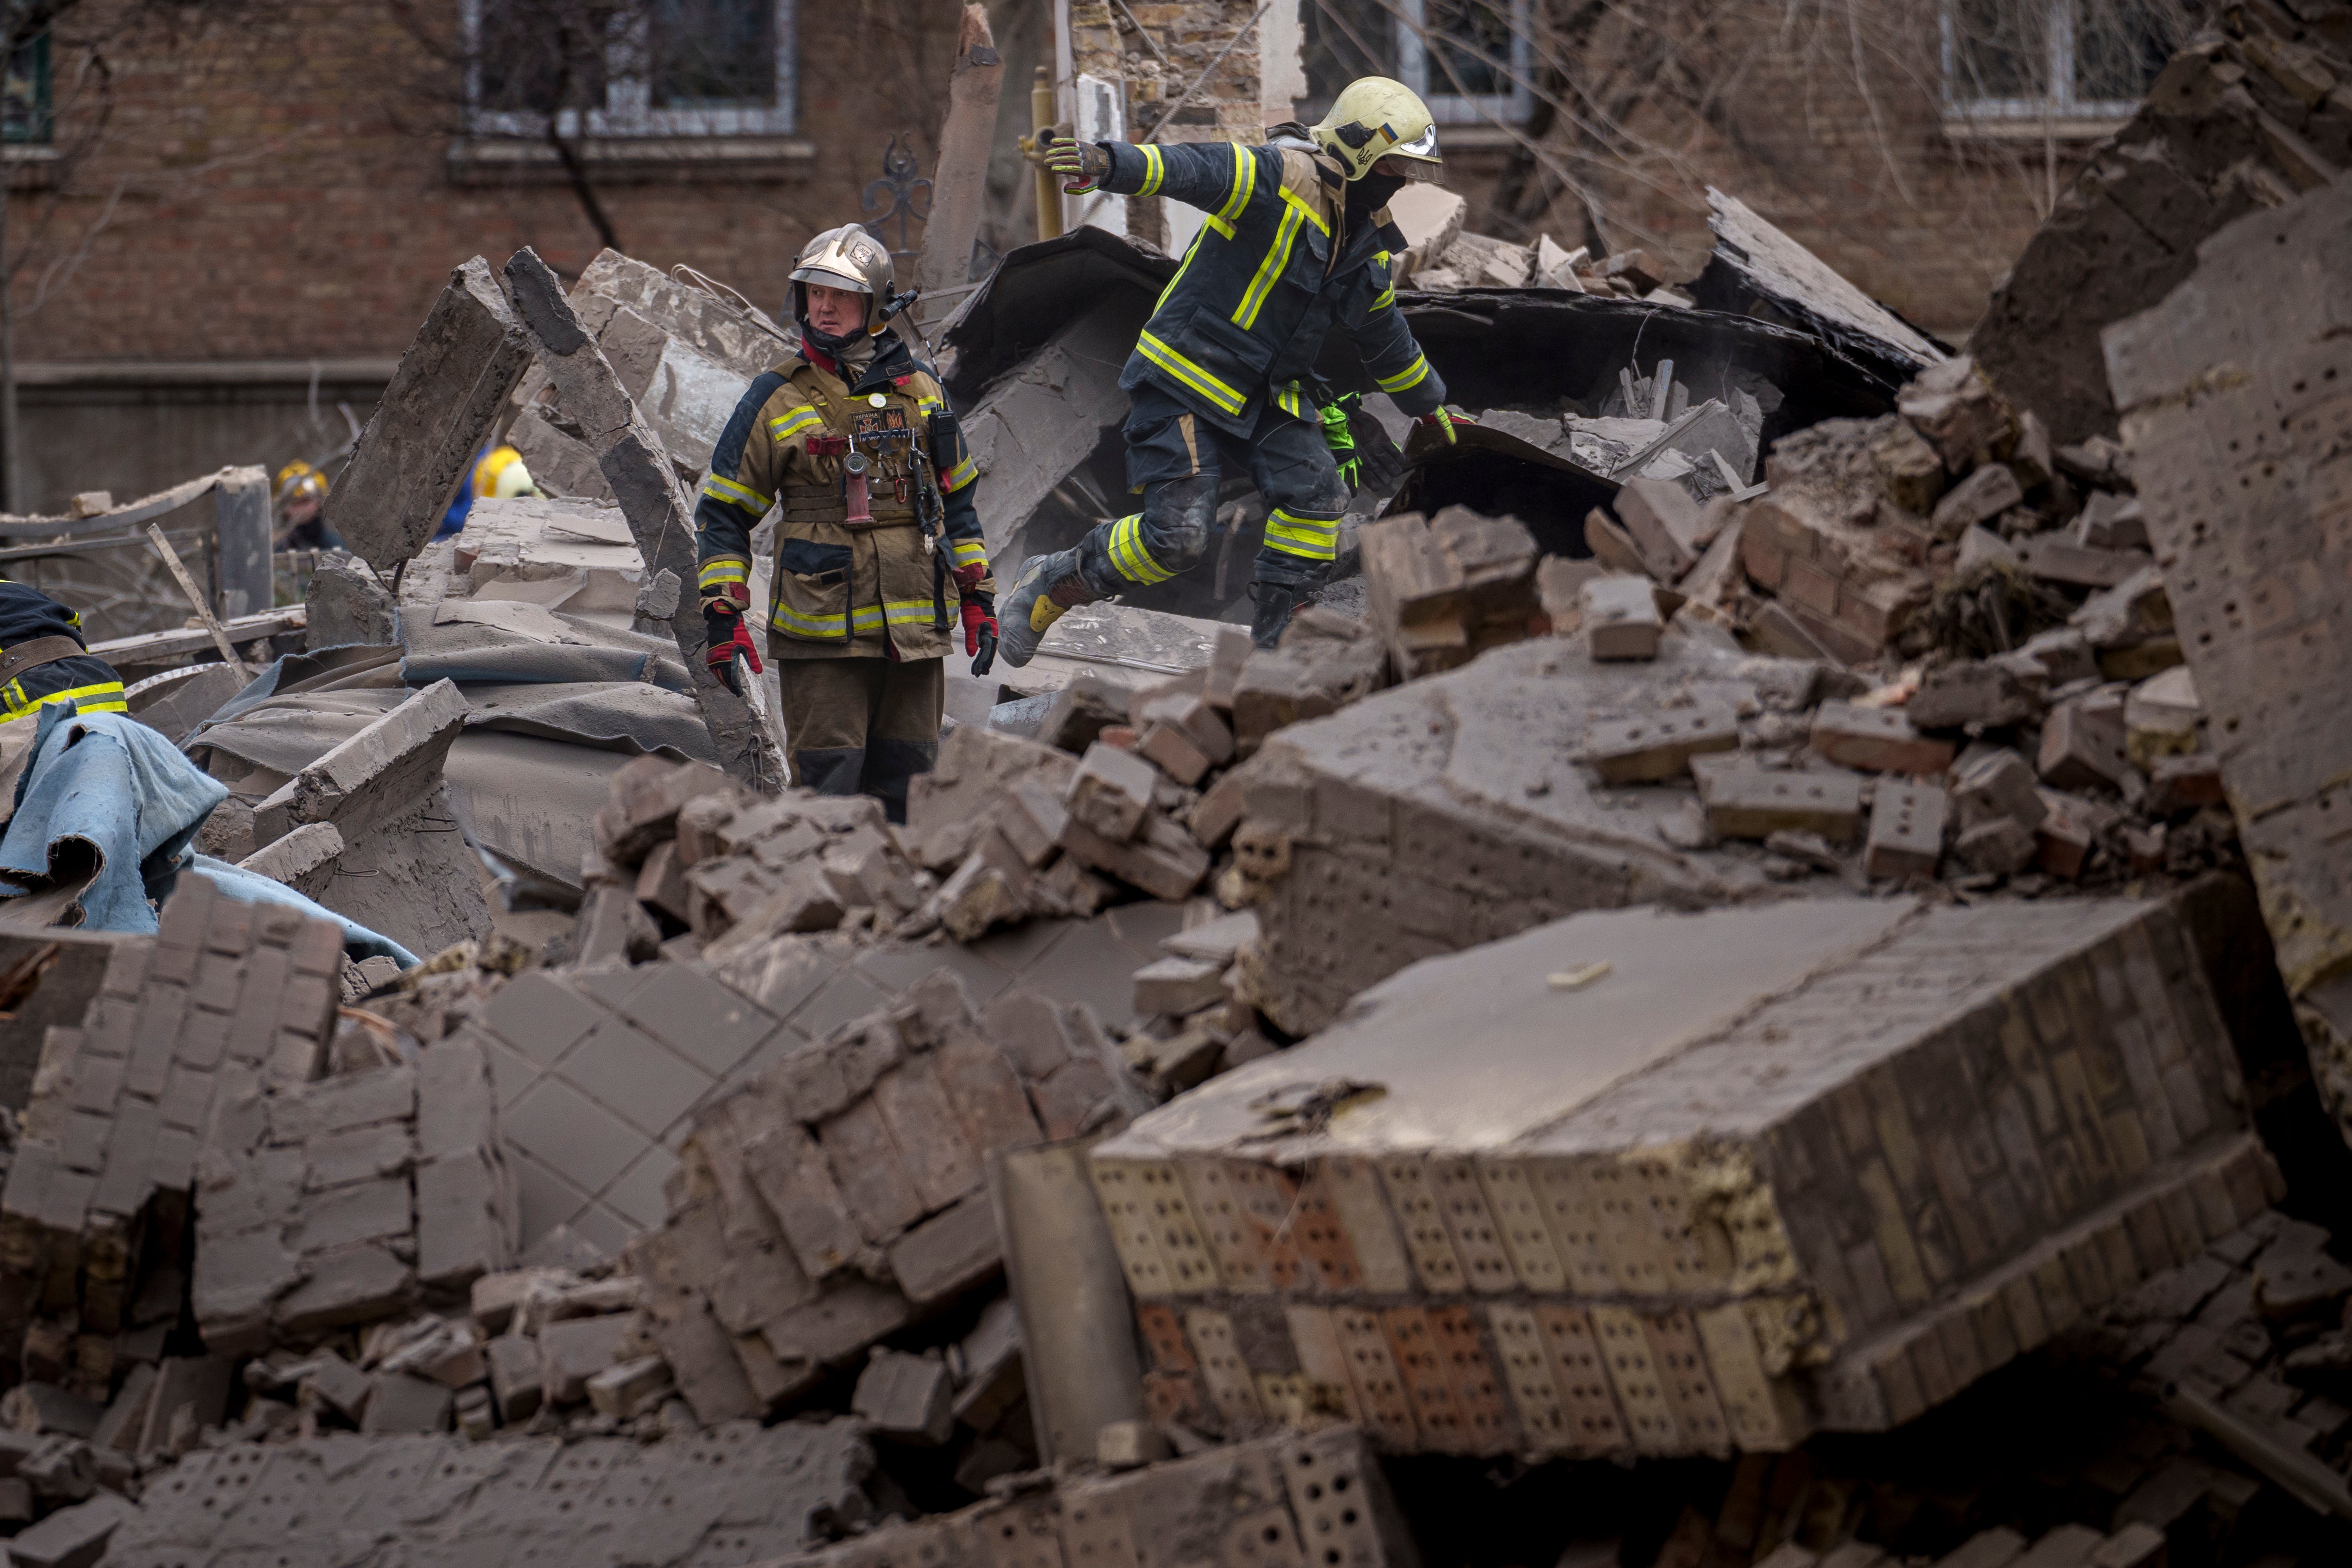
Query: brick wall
[{"left": 12, "top": 0, "right": 963, "bottom": 365}]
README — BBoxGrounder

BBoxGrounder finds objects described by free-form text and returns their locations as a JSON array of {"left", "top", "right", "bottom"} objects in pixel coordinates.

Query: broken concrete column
[
  {"left": 325, "top": 257, "right": 537, "bottom": 572},
  {"left": 252, "top": 680, "right": 468, "bottom": 847},
  {"left": 1093, "top": 895, "right": 2269, "bottom": 1456},
  {"left": 500, "top": 246, "right": 780, "bottom": 791}
]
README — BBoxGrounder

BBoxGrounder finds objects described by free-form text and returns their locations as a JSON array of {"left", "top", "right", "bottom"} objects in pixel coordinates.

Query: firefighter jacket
[
  {"left": 1093, "top": 135, "right": 1447, "bottom": 438},
  {"left": 693, "top": 335, "right": 990, "bottom": 663},
  {"left": 0, "top": 579, "right": 126, "bottom": 725}
]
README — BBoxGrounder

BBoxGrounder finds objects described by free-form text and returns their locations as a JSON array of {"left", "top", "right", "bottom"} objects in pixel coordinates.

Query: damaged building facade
[{"left": 0, "top": 0, "right": 2342, "bottom": 1566}]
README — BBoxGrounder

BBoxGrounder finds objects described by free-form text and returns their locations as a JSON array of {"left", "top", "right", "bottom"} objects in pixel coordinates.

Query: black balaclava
[{"left": 1346, "top": 167, "right": 1408, "bottom": 226}]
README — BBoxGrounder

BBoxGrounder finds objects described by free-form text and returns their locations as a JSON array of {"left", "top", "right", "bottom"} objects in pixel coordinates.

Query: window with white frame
[
  {"left": 1941, "top": 0, "right": 2177, "bottom": 122},
  {"left": 1300, "top": 0, "right": 1533, "bottom": 126},
  {"left": 465, "top": 0, "right": 797, "bottom": 138}
]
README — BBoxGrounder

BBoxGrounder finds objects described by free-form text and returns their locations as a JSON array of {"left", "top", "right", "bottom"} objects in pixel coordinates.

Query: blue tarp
[
  {"left": 0, "top": 703, "right": 417, "bottom": 965},
  {"left": 0, "top": 706, "right": 227, "bottom": 931}
]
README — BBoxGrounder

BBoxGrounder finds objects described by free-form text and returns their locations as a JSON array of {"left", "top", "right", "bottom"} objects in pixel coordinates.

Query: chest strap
[{"left": 0, "top": 635, "right": 90, "bottom": 688}]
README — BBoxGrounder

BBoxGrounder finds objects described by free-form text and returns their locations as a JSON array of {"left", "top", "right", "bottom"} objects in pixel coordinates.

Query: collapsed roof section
[{"left": 1691, "top": 190, "right": 1953, "bottom": 396}]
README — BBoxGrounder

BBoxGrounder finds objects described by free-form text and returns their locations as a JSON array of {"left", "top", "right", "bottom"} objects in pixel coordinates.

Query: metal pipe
[{"left": 1031, "top": 66, "right": 1064, "bottom": 242}]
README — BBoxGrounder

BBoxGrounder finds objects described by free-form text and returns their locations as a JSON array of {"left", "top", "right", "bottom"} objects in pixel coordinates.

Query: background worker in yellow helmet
[
  {"left": 272, "top": 461, "right": 342, "bottom": 551},
  {"left": 1005, "top": 76, "right": 1468, "bottom": 656},
  {"left": 436, "top": 443, "right": 541, "bottom": 539}
]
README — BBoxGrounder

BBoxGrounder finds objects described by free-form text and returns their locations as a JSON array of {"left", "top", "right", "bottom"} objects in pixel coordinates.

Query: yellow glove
[{"left": 1022, "top": 132, "right": 1111, "bottom": 193}]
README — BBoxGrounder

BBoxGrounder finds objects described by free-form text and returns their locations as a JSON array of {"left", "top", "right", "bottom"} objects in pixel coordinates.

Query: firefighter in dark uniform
[
  {"left": 0, "top": 579, "right": 128, "bottom": 727},
  {"left": 1002, "top": 76, "right": 1465, "bottom": 658},
  {"left": 693, "top": 225, "right": 995, "bottom": 823}
]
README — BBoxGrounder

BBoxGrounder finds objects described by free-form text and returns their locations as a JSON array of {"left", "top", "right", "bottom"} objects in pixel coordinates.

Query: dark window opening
[
  {"left": 476, "top": 0, "right": 615, "bottom": 116},
  {"left": 2074, "top": 0, "right": 2177, "bottom": 100},
  {"left": 1422, "top": 0, "right": 1514, "bottom": 98},
  {"left": 1949, "top": 0, "right": 2049, "bottom": 99},
  {"left": 1945, "top": 0, "right": 2187, "bottom": 111},
  {"left": 652, "top": 0, "right": 776, "bottom": 107},
  {"left": 5, "top": 34, "right": 50, "bottom": 146}
]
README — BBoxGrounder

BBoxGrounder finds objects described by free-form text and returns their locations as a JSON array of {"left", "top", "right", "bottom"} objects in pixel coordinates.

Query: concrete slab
[{"left": 1092, "top": 895, "right": 2271, "bottom": 1456}]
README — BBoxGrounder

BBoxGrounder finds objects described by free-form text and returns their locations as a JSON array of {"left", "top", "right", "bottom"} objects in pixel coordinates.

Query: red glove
[
  {"left": 703, "top": 601, "right": 763, "bottom": 695},
  {"left": 962, "top": 590, "right": 998, "bottom": 676}
]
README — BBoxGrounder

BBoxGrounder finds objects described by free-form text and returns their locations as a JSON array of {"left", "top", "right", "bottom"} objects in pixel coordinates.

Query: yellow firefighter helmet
[
  {"left": 472, "top": 445, "right": 539, "bottom": 501},
  {"left": 1310, "top": 77, "right": 1443, "bottom": 181},
  {"left": 273, "top": 460, "right": 329, "bottom": 509}
]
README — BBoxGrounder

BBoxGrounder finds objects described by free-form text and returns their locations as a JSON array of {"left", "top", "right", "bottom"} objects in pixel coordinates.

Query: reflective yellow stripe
[
  {"left": 1136, "top": 332, "right": 1245, "bottom": 416},
  {"left": 1371, "top": 286, "right": 1395, "bottom": 311},
  {"left": 1214, "top": 143, "right": 1252, "bottom": 225},
  {"left": 1276, "top": 383, "right": 1310, "bottom": 421},
  {"left": 1376, "top": 353, "right": 1431, "bottom": 394},
  {"left": 882, "top": 599, "right": 942, "bottom": 625},
  {"left": 767, "top": 407, "right": 823, "bottom": 440},
  {"left": 1264, "top": 510, "right": 1340, "bottom": 561},
  {"left": 950, "top": 537, "right": 987, "bottom": 567},
  {"left": 701, "top": 474, "right": 774, "bottom": 512},
  {"left": 1106, "top": 514, "right": 1178, "bottom": 585},
  {"left": 1138, "top": 144, "right": 1165, "bottom": 197},
  {"left": 1232, "top": 197, "right": 1308, "bottom": 331},
  {"left": 0, "top": 681, "right": 130, "bottom": 724},
  {"left": 1282, "top": 187, "right": 1329, "bottom": 236},
  {"left": 917, "top": 397, "right": 943, "bottom": 415},
  {"left": 698, "top": 557, "right": 749, "bottom": 588},
  {"left": 770, "top": 602, "right": 848, "bottom": 637},
  {"left": 939, "top": 457, "right": 980, "bottom": 492},
  {"left": 1204, "top": 215, "right": 1235, "bottom": 240}
]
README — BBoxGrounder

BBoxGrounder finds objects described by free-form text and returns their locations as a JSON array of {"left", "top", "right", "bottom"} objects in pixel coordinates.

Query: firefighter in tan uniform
[{"left": 693, "top": 226, "right": 994, "bottom": 823}]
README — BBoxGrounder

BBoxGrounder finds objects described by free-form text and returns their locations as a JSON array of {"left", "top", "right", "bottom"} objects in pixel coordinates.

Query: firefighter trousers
[
  {"left": 1072, "top": 384, "right": 1348, "bottom": 600},
  {"left": 771, "top": 650, "right": 943, "bottom": 824}
]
